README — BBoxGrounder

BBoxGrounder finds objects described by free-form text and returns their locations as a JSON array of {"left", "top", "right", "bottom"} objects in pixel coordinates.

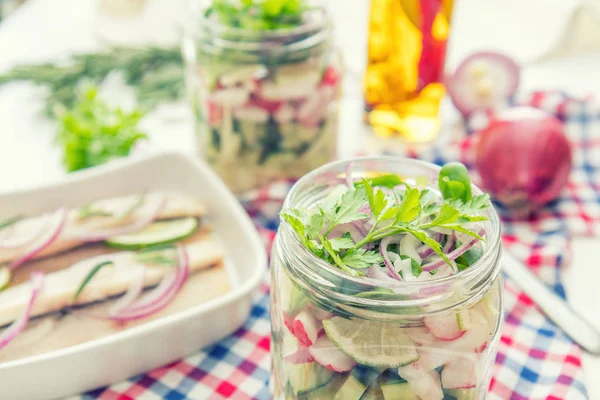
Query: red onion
[
  {"left": 380, "top": 236, "right": 403, "bottom": 281},
  {"left": 108, "top": 265, "right": 145, "bottom": 316},
  {"left": 109, "top": 244, "right": 189, "bottom": 321},
  {"left": 474, "top": 107, "right": 572, "bottom": 216},
  {"left": 0, "top": 271, "right": 44, "bottom": 350},
  {"left": 0, "top": 218, "right": 46, "bottom": 249},
  {"left": 417, "top": 233, "right": 443, "bottom": 259},
  {"left": 442, "top": 233, "right": 455, "bottom": 253},
  {"left": 447, "top": 51, "right": 520, "bottom": 116},
  {"left": 422, "top": 230, "right": 484, "bottom": 272},
  {"left": 10, "top": 209, "right": 67, "bottom": 270},
  {"left": 74, "top": 193, "right": 165, "bottom": 242}
]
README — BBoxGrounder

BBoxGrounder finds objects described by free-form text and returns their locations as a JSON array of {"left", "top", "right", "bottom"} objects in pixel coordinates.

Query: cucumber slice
[
  {"left": 380, "top": 372, "right": 418, "bottom": 400},
  {"left": 301, "top": 374, "right": 348, "bottom": 400},
  {"left": 287, "top": 361, "right": 334, "bottom": 396},
  {"left": 0, "top": 267, "right": 11, "bottom": 291},
  {"left": 323, "top": 317, "right": 419, "bottom": 369},
  {"left": 105, "top": 217, "right": 198, "bottom": 250},
  {"left": 444, "top": 388, "right": 477, "bottom": 400},
  {"left": 333, "top": 365, "right": 379, "bottom": 400},
  {"left": 280, "top": 270, "right": 309, "bottom": 316},
  {"left": 359, "top": 379, "right": 383, "bottom": 400}
]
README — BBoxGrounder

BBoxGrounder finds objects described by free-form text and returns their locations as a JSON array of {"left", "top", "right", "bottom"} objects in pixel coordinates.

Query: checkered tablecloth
[{"left": 81, "top": 91, "right": 599, "bottom": 400}]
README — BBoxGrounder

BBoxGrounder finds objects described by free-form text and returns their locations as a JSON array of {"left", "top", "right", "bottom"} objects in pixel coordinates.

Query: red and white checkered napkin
[{"left": 83, "top": 91, "right": 598, "bottom": 399}]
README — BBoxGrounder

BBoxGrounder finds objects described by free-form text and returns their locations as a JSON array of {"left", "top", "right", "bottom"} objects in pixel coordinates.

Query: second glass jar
[{"left": 184, "top": 2, "right": 342, "bottom": 194}]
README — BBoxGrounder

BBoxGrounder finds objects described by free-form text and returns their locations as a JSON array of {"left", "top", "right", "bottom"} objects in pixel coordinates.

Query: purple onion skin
[{"left": 422, "top": 229, "right": 484, "bottom": 272}]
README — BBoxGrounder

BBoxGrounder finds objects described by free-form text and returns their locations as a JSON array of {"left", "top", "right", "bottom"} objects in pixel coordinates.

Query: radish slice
[
  {"left": 308, "top": 305, "right": 334, "bottom": 321},
  {"left": 284, "top": 345, "right": 314, "bottom": 364},
  {"left": 283, "top": 311, "right": 296, "bottom": 334},
  {"left": 108, "top": 265, "right": 145, "bottom": 316},
  {"left": 232, "top": 105, "right": 269, "bottom": 123},
  {"left": 447, "top": 51, "right": 520, "bottom": 116},
  {"left": 344, "top": 162, "right": 353, "bottom": 189},
  {"left": 398, "top": 364, "right": 444, "bottom": 400},
  {"left": 424, "top": 313, "right": 466, "bottom": 341},
  {"left": 73, "top": 193, "right": 164, "bottom": 242},
  {"left": 404, "top": 327, "right": 439, "bottom": 347},
  {"left": 441, "top": 357, "right": 478, "bottom": 389},
  {"left": 0, "top": 271, "right": 44, "bottom": 350},
  {"left": 292, "top": 310, "right": 321, "bottom": 347},
  {"left": 308, "top": 336, "right": 357, "bottom": 372},
  {"left": 273, "top": 102, "right": 295, "bottom": 124},
  {"left": 109, "top": 244, "right": 189, "bottom": 321},
  {"left": 10, "top": 208, "right": 67, "bottom": 270}
]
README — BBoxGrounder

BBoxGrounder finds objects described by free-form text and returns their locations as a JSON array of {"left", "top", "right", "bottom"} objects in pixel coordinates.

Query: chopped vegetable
[
  {"left": 56, "top": 85, "right": 147, "bottom": 172},
  {"left": 0, "top": 271, "right": 45, "bottom": 351},
  {"left": 280, "top": 162, "right": 490, "bottom": 278},
  {"left": 474, "top": 106, "right": 572, "bottom": 216},
  {"left": 0, "top": 267, "right": 11, "bottom": 291},
  {"left": 105, "top": 217, "right": 198, "bottom": 250},
  {"left": 72, "top": 261, "right": 114, "bottom": 302},
  {"left": 0, "top": 215, "right": 23, "bottom": 231},
  {"left": 206, "top": 0, "right": 312, "bottom": 30}
]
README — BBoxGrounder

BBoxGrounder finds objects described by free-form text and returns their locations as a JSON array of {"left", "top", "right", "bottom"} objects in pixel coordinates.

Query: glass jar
[
  {"left": 270, "top": 157, "right": 503, "bottom": 400},
  {"left": 183, "top": 1, "right": 342, "bottom": 194}
]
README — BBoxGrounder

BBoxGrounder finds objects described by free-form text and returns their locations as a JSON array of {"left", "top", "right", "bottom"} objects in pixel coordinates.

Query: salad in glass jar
[
  {"left": 271, "top": 157, "right": 503, "bottom": 400},
  {"left": 184, "top": 0, "right": 341, "bottom": 193}
]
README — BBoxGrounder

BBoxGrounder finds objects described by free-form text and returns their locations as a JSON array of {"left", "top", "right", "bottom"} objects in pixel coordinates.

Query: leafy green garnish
[
  {"left": 77, "top": 204, "right": 113, "bottom": 219},
  {"left": 281, "top": 162, "right": 490, "bottom": 275},
  {"left": 0, "top": 215, "right": 24, "bottom": 231},
  {"left": 207, "top": 0, "right": 311, "bottom": 30},
  {"left": 56, "top": 85, "right": 147, "bottom": 172},
  {"left": 72, "top": 261, "right": 113, "bottom": 302},
  {"left": 438, "top": 162, "right": 472, "bottom": 202},
  {"left": 135, "top": 243, "right": 177, "bottom": 266},
  {"left": 355, "top": 174, "right": 404, "bottom": 189}
]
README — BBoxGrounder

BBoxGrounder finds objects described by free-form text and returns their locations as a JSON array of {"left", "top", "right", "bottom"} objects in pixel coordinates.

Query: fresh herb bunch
[
  {"left": 0, "top": 46, "right": 184, "bottom": 118},
  {"left": 56, "top": 85, "right": 147, "bottom": 172},
  {"left": 207, "top": 0, "right": 310, "bottom": 30},
  {"left": 281, "top": 163, "right": 491, "bottom": 277}
]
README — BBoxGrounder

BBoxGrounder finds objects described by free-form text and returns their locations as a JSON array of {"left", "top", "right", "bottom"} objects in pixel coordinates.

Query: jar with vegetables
[
  {"left": 270, "top": 157, "right": 503, "bottom": 400},
  {"left": 184, "top": 0, "right": 341, "bottom": 194}
]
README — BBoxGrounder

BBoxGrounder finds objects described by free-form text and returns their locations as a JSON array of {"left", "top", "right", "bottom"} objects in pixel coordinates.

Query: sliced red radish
[
  {"left": 211, "top": 87, "right": 250, "bottom": 107},
  {"left": 206, "top": 99, "right": 223, "bottom": 127},
  {"left": 219, "top": 65, "right": 267, "bottom": 87},
  {"left": 424, "top": 313, "right": 466, "bottom": 341},
  {"left": 292, "top": 309, "right": 321, "bottom": 347},
  {"left": 251, "top": 94, "right": 283, "bottom": 113},
  {"left": 274, "top": 102, "right": 295, "bottom": 124},
  {"left": 283, "top": 312, "right": 295, "bottom": 334},
  {"left": 308, "top": 336, "right": 357, "bottom": 372},
  {"left": 308, "top": 305, "right": 334, "bottom": 321},
  {"left": 232, "top": 105, "right": 269, "bottom": 123},
  {"left": 441, "top": 357, "right": 477, "bottom": 389},
  {"left": 447, "top": 51, "right": 520, "bottom": 116},
  {"left": 398, "top": 364, "right": 444, "bottom": 400},
  {"left": 284, "top": 345, "right": 314, "bottom": 364},
  {"left": 321, "top": 66, "right": 340, "bottom": 87},
  {"left": 417, "top": 348, "right": 458, "bottom": 371},
  {"left": 404, "top": 327, "right": 438, "bottom": 346},
  {"left": 446, "top": 309, "right": 494, "bottom": 353}
]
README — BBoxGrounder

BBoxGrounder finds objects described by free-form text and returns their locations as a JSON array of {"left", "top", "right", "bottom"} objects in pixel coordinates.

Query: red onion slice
[
  {"left": 0, "top": 271, "right": 44, "bottom": 350},
  {"left": 417, "top": 233, "right": 442, "bottom": 259},
  {"left": 380, "top": 236, "right": 403, "bottom": 281},
  {"left": 10, "top": 209, "right": 67, "bottom": 270},
  {"left": 422, "top": 229, "right": 484, "bottom": 272},
  {"left": 442, "top": 233, "right": 456, "bottom": 253},
  {"left": 108, "top": 265, "right": 146, "bottom": 316},
  {"left": 109, "top": 244, "right": 189, "bottom": 321},
  {"left": 447, "top": 51, "right": 520, "bottom": 116},
  {"left": 0, "top": 217, "right": 47, "bottom": 250},
  {"left": 74, "top": 193, "right": 165, "bottom": 242}
]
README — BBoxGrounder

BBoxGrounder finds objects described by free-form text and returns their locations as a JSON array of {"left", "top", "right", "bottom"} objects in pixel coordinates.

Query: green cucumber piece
[
  {"left": 301, "top": 374, "right": 348, "bottom": 400},
  {"left": 287, "top": 361, "right": 334, "bottom": 396},
  {"left": 0, "top": 267, "right": 11, "bottom": 291},
  {"left": 359, "top": 379, "right": 383, "bottom": 400},
  {"left": 105, "top": 217, "right": 198, "bottom": 250},
  {"left": 380, "top": 371, "right": 417, "bottom": 400},
  {"left": 323, "top": 317, "right": 419, "bottom": 368},
  {"left": 444, "top": 388, "right": 477, "bottom": 400},
  {"left": 333, "top": 374, "right": 367, "bottom": 400},
  {"left": 280, "top": 271, "right": 309, "bottom": 316}
]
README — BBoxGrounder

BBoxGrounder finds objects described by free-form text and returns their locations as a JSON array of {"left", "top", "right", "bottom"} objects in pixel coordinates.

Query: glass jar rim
[
  {"left": 192, "top": 1, "right": 331, "bottom": 40},
  {"left": 277, "top": 156, "right": 502, "bottom": 316}
]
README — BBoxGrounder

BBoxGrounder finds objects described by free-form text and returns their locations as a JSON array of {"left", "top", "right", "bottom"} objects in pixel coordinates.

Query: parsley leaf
[
  {"left": 342, "top": 248, "right": 383, "bottom": 269},
  {"left": 395, "top": 187, "right": 421, "bottom": 223},
  {"left": 356, "top": 174, "right": 403, "bottom": 189},
  {"left": 329, "top": 237, "right": 355, "bottom": 251}
]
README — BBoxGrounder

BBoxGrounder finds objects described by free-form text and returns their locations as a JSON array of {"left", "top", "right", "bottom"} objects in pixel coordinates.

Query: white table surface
[{"left": 0, "top": 0, "right": 598, "bottom": 398}]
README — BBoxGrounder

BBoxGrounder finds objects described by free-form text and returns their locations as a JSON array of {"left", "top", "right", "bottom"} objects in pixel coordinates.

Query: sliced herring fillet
[
  {"left": 0, "top": 265, "right": 231, "bottom": 363},
  {"left": 0, "top": 191, "right": 207, "bottom": 264},
  {"left": 0, "top": 237, "right": 224, "bottom": 327}
]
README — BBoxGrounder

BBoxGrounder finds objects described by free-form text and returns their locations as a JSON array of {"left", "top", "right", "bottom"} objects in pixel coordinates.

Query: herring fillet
[
  {"left": 0, "top": 265, "right": 231, "bottom": 363},
  {"left": 0, "top": 191, "right": 207, "bottom": 264},
  {"left": 0, "top": 237, "right": 224, "bottom": 327}
]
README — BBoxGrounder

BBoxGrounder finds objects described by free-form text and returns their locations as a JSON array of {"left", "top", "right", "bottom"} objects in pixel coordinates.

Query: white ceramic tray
[{"left": 0, "top": 152, "right": 267, "bottom": 400}]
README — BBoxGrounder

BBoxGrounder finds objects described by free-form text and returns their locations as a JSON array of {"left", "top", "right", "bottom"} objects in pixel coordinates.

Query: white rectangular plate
[{"left": 0, "top": 152, "right": 267, "bottom": 400}]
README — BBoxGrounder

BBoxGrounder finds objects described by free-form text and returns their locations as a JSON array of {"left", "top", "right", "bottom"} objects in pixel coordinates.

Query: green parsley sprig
[
  {"left": 207, "top": 0, "right": 311, "bottom": 30},
  {"left": 281, "top": 163, "right": 491, "bottom": 276}
]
